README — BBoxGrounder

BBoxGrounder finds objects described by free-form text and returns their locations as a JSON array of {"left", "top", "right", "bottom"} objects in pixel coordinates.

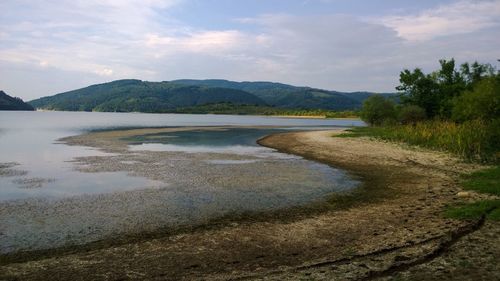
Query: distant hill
[
  {"left": 29, "top": 80, "right": 266, "bottom": 112},
  {"left": 29, "top": 79, "right": 395, "bottom": 113},
  {"left": 173, "top": 79, "right": 384, "bottom": 110},
  {"left": 0, "top": 91, "right": 34, "bottom": 111}
]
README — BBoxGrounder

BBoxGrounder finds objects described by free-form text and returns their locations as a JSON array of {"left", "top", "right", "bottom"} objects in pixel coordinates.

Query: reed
[{"left": 345, "top": 119, "right": 499, "bottom": 163}]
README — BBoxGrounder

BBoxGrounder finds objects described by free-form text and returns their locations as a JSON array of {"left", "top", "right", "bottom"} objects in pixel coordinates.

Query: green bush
[
  {"left": 352, "top": 59, "right": 500, "bottom": 162},
  {"left": 343, "top": 119, "right": 499, "bottom": 162},
  {"left": 452, "top": 77, "right": 500, "bottom": 122},
  {"left": 398, "top": 105, "right": 426, "bottom": 125},
  {"left": 384, "top": 119, "right": 498, "bottom": 162},
  {"left": 360, "top": 95, "right": 397, "bottom": 126}
]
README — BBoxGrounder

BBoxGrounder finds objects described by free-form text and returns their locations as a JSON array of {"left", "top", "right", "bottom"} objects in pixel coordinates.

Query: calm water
[
  {"left": 0, "top": 111, "right": 362, "bottom": 200},
  {"left": 0, "top": 111, "right": 364, "bottom": 253}
]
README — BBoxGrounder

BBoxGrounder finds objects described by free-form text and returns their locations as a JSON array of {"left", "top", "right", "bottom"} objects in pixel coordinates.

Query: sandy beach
[{"left": 1, "top": 129, "right": 498, "bottom": 280}]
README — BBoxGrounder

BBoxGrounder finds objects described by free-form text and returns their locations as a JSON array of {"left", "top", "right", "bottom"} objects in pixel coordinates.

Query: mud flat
[
  {"left": 1, "top": 129, "right": 497, "bottom": 280},
  {"left": 0, "top": 126, "right": 357, "bottom": 255}
]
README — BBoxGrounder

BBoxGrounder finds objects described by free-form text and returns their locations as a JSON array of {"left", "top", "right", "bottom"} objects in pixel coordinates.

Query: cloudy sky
[{"left": 1, "top": 0, "right": 499, "bottom": 100}]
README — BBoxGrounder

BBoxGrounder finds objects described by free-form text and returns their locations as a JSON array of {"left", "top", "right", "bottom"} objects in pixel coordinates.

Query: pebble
[{"left": 456, "top": 191, "right": 471, "bottom": 198}]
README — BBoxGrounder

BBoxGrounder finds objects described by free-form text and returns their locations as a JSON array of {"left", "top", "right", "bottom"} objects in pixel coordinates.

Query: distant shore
[
  {"left": 269, "top": 114, "right": 361, "bottom": 120},
  {"left": 27, "top": 109, "right": 360, "bottom": 119},
  {"left": 1, "top": 128, "right": 491, "bottom": 280},
  {"left": 269, "top": 114, "right": 325, "bottom": 119}
]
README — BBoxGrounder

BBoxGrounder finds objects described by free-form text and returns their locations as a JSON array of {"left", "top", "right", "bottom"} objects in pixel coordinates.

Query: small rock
[{"left": 457, "top": 191, "right": 471, "bottom": 198}]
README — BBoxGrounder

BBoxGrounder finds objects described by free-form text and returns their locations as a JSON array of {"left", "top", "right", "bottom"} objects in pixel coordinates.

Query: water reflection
[
  {"left": 0, "top": 112, "right": 362, "bottom": 200},
  {"left": 0, "top": 128, "right": 163, "bottom": 200},
  {"left": 0, "top": 111, "right": 364, "bottom": 253}
]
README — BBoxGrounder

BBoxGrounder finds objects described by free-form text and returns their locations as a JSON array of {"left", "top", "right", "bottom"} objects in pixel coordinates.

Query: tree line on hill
[
  {"left": 0, "top": 91, "right": 34, "bottom": 111},
  {"left": 28, "top": 79, "right": 393, "bottom": 113}
]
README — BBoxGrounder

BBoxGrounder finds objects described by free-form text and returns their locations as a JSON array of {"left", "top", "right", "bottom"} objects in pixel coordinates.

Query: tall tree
[
  {"left": 396, "top": 58, "right": 495, "bottom": 119},
  {"left": 396, "top": 68, "right": 441, "bottom": 118}
]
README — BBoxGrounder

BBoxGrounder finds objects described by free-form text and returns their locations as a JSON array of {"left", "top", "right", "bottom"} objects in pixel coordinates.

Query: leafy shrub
[
  {"left": 360, "top": 95, "right": 397, "bottom": 126},
  {"left": 452, "top": 77, "right": 500, "bottom": 122},
  {"left": 398, "top": 105, "right": 426, "bottom": 125}
]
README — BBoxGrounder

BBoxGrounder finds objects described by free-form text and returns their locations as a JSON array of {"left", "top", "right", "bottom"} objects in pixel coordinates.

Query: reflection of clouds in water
[
  {"left": 120, "top": 160, "right": 142, "bottom": 165},
  {"left": 0, "top": 167, "right": 164, "bottom": 200},
  {"left": 144, "top": 135, "right": 179, "bottom": 140},
  {"left": 0, "top": 112, "right": 364, "bottom": 252},
  {"left": 0, "top": 162, "right": 20, "bottom": 169},
  {"left": 204, "top": 159, "right": 261, "bottom": 165},
  {"left": 1, "top": 147, "right": 360, "bottom": 254},
  {"left": 0, "top": 112, "right": 364, "bottom": 253},
  {"left": 0, "top": 162, "right": 28, "bottom": 177},
  {"left": 13, "top": 177, "right": 56, "bottom": 189},
  {"left": 0, "top": 125, "right": 149, "bottom": 200},
  {"left": 129, "top": 144, "right": 301, "bottom": 160},
  {"left": 0, "top": 111, "right": 360, "bottom": 202}
]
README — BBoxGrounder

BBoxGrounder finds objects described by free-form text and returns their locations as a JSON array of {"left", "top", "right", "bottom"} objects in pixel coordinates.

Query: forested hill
[
  {"left": 0, "top": 91, "right": 34, "bottom": 111},
  {"left": 173, "top": 79, "right": 393, "bottom": 108},
  {"left": 29, "top": 79, "right": 393, "bottom": 113},
  {"left": 29, "top": 80, "right": 266, "bottom": 112}
]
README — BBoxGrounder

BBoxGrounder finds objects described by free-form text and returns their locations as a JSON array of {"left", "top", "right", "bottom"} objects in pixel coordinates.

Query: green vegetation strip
[
  {"left": 172, "top": 103, "right": 359, "bottom": 118},
  {"left": 447, "top": 166, "right": 500, "bottom": 221},
  {"left": 462, "top": 166, "right": 500, "bottom": 196},
  {"left": 337, "top": 121, "right": 499, "bottom": 163},
  {"left": 445, "top": 200, "right": 500, "bottom": 221}
]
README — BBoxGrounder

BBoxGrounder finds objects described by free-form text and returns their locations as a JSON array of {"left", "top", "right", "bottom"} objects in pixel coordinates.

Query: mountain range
[
  {"left": 0, "top": 91, "right": 34, "bottom": 111},
  {"left": 29, "top": 79, "right": 394, "bottom": 113}
]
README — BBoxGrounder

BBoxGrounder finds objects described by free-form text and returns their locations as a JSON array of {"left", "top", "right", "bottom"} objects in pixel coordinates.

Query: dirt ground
[{"left": 1, "top": 129, "right": 498, "bottom": 280}]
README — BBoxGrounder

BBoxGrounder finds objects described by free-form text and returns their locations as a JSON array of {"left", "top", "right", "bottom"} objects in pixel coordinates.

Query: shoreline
[
  {"left": 1, "top": 128, "right": 492, "bottom": 280},
  {"left": 268, "top": 115, "right": 361, "bottom": 120},
  {"left": 25, "top": 109, "right": 362, "bottom": 120}
]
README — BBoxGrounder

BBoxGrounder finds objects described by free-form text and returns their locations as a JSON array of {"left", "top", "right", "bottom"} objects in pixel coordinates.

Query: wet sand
[{"left": 1, "top": 129, "right": 497, "bottom": 280}]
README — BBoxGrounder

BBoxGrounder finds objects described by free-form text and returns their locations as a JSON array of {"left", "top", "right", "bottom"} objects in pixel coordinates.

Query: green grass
[
  {"left": 447, "top": 166, "right": 500, "bottom": 220},
  {"left": 338, "top": 119, "right": 499, "bottom": 163},
  {"left": 335, "top": 127, "right": 376, "bottom": 138},
  {"left": 489, "top": 208, "right": 500, "bottom": 220},
  {"left": 445, "top": 200, "right": 500, "bottom": 220},
  {"left": 462, "top": 166, "right": 500, "bottom": 196}
]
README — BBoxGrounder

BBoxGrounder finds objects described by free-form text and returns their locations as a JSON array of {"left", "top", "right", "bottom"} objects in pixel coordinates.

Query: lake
[{"left": 0, "top": 111, "right": 364, "bottom": 253}]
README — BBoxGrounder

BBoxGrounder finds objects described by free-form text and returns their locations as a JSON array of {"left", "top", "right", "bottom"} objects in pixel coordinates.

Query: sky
[{"left": 1, "top": 0, "right": 499, "bottom": 100}]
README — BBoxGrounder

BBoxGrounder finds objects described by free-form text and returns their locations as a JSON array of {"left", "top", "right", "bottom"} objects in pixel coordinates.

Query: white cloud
[
  {"left": 39, "top": 60, "right": 49, "bottom": 67},
  {"left": 145, "top": 30, "right": 247, "bottom": 54},
  {"left": 94, "top": 68, "right": 114, "bottom": 76},
  {"left": 0, "top": 0, "right": 181, "bottom": 76},
  {"left": 377, "top": 0, "right": 500, "bottom": 41}
]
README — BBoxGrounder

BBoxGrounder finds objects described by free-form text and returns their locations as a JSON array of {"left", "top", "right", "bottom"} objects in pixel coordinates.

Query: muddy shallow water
[
  {"left": 0, "top": 111, "right": 362, "bottom": 200},
  {"left": 0, "top": 112, "right": 363, "bottom": 254}
]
